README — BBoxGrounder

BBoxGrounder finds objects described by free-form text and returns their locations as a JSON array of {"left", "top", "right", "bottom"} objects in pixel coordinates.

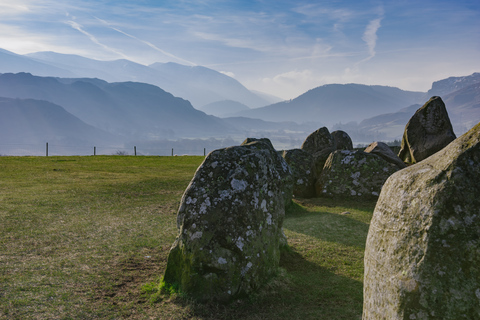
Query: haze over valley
[{"left": 0, "top": 0, "right": 479, "bottom": 155}]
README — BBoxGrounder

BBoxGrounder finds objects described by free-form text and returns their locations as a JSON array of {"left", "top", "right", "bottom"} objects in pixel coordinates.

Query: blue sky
[{"left": 0, "top": 0, "right": 479, "bottom": 99}]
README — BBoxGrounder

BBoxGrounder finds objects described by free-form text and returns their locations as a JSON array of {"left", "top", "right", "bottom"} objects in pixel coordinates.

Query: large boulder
[
  {"left": 316, "top": 150, "right": 399, "bottom": 198},
  {"left": 398, "top": 96, "right": 456, "bottom": 164},
  {"left": 331, "top": 130, "right": 353, "bottom": 150},
  {"left": 163, "top": 140, "right": 292, "bottom": 302},
  {"left": 241, "top": 138, "right": 293, "bottom": 206},
  {"left": 363, "top": 122, "right": 480, "bottom": 319},
  {"left": 301, "top": 127, "right": 337, "bottom": 177},
  {"left": 364, "top": 141, "right": 406, "bottom": 169},
  {"left": 281, "top": 149, "right": 316, "bottom": 198},
  {"left": 301, "top": 127, "right": 336, "bottom": 154}
]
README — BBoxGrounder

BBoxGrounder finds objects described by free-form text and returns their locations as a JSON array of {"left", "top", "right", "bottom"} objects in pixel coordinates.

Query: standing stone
[
  {"left": 163, "top": 140, "right": 292, "bottom": 302},
  {"left": 241, "top": 138, "right": 293, "bottom": 206},
  {"left": 301, "top": 127, "right": 336, "bottom": 155},
  {"left": 363, "top": 122, "right": 480, "bottom": 319},
  {"left": 281, "top": 149, "right": 316, "bottom": 198},
  {"left": 301, "top": 127, "right": 337, "bottom": 177},
  {"left": 398, "top": 96, "right": 456, "bottom": 164},
  {"left": 364, "top": 141, "right": 406, "bottom": 169},
  {"left": 316, "top": 150, "right": 399, "bottom": 198},
  {"left": 331, "top": 130, "right": 353, "bottom": 150}
]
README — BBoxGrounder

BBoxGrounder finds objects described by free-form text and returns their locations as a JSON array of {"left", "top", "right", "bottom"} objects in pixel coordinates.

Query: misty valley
[{"left": 0, "top": 48, "right": 479, "bottom": 156}]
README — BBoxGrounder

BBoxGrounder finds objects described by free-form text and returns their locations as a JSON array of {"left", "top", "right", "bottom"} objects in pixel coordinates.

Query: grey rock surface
[
  {"left": 316, "top": 150, "right": 399, "bottom": 198},
  {"left": 398, "top": 96, "right": 456, "bottom": 164},
  {"left": 331, "top": 130, "right": 353, "bottom": 150},
  {"left": 363, "top": 122, "right": 480, "bottom": 319},
  {"left": 301, "top": 127, "right": 336, "bottom": 177},
  {"left": 281, "top": 148, "right": 316, "bottom": 198},
  {"left": 163, "top": 140, "right": 292, "bottom": 302},
  {"left": 364, "top": 141, "right": 406, "bottom": 169}
]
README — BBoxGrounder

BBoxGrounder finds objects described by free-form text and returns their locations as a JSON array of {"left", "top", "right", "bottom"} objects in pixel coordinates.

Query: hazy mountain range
[
  {"left": 0, "top": 73, "right": 233, "bottom": 141},
  {"left": 0, "top": 49, "right": 274, "bottom": 108},
  {"left": 231, "top": 84, "right": 425, "bottom": 125},
  {"left": 0, "top": 47, "right": 479, "bottom": 154}
]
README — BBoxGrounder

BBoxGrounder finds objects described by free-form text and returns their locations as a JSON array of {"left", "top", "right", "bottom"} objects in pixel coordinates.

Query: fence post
[
  {"left": 172, "top": 148, "right": 174, "bottom": 156},
  {"left": 46, "top": 142, "right": 48, "bottom": 157},
  {"left": 134, "top": 146, "right": 137, "bottom": 156},
  {"left": 204, "top": 148, "right": 206, "bottom": 156},
  {"left": 94, "top": 146, "right": 96, "bottom": 156}
]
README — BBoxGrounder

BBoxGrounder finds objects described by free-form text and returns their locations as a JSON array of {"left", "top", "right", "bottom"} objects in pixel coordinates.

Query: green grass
[{"left": 0, "top": 156, "right": 376, "bottom": 319}]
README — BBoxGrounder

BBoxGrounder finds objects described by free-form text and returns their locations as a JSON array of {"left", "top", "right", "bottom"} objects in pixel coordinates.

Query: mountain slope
[
  {"left": 0, "top": 73, "right": 234, "bottom": 139},
  {"left": 198, "top": 100, "right": 250, "bottom": 117},
  {"left": 0, "top": 97, "right": 118, "bottom": 147},
  {"left": 0, "top": 49, "right": 75, "bottom": 78},
  {"left": 427, "top": 72, "right": 480, "bottom": 97},
  {"left": 354, "top": 80, "right": 480, "bottom": 141},
  {"left": 24, "top": 51, "right": 270, "bottom": 108},
  {"left": 234, "top": 84, "right": 425, "bottom": 125}
]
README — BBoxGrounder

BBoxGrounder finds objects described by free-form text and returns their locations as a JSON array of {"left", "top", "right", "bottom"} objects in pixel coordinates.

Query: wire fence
[{"left": 0, "top": 143, "right": 210, "bottom": 157}]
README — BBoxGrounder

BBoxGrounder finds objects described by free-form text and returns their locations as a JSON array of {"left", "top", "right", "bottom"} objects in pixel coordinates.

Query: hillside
[
  {"left": 197, "top": 100, "right": 250, "bottom": 117},
  {"left": 427, "top": 72, "right": 480, "bottom": 97},
  {"left": 23, "top": 50, "right": 271, "bottom": 108},
  {"left": 0, "top": 73, "right": 234, "bottom": 140},
  {"left": 349, "top": 73, "right": 480, "bottom": 141},
  {"left": 0, "top": 97, "right": 119, "bottom": 153},
  {"left": 234, "top": 84, "right": 425, "bottom": 126}
]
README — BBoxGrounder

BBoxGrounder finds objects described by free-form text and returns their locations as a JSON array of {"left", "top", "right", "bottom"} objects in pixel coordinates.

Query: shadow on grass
[
  {"left": 163, "top": 248, "right": 363, "bottom": 320},
  {"left": 285, "top": 199, "right": 373, "bottom": 249}
]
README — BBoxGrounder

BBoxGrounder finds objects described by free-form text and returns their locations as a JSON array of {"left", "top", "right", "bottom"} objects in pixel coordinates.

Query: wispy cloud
[
  {"left": 362, "top": 17, "right": 382, "bottom": 61},
  {"left": 94, "top": 17, "right": 196, "bottom": 66},
  {"left": 65, "top": 20, "right": 130, "bottom": 59}
]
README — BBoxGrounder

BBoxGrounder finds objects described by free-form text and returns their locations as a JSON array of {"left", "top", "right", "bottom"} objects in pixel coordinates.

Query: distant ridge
[
  {"left": 0, "top": 72, "right": 235, "bottom": 139},
  {"left": 22, "top": 50, "right": 271, "bottom": 108},
  {"left": 234, "top": 83, "right": 425, "bottom": 126},
  {"left": 0, "top": 97, "right": 118, "bottom": 146}
]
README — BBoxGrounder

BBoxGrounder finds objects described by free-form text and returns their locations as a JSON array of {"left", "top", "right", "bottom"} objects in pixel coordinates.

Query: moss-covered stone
[
  {"left": 281, "top": 148, "right": 316, "bottom": 198},
  {"left": 364, "top": 141, "right": 406, "bottom": 169},
  {"left": 316, "top": 150, "right": 399, "bottom": 199},
  {"left": 398, "top": 96, "right": 456, "bottom": 164},
  {"left": 163, "top": 139, "right": 292, "bottom": 303},
  {"left": 331, "top": 130, "right": 353, "bottom": 150},
  {"left": 363, "top": 122, "right": 480, "bottom": 319}
]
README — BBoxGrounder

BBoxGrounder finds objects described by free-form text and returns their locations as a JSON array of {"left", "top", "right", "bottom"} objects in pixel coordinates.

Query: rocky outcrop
[
  {"left": 316, "top": 150, "right": 399, "bottom": 198},
  {"left": 163, "top": 139, "right": 292, "bottom": 302},
  {"left": 301, "top": 127, "right": 336, "bottom": 177},
  {"left": 331, "top": 130, "right": 353, "bottom": 150},
  {"left": 364, "top": 141, "right": 406, "bottom": 169},
  {"left": 363, "top": 122, "right": 480, "bottom": 319},
  {"left": 398, "top": 96, "right": 456, "bottom": 164},
  {"left": 281, "top": 149, "right": 316, "bottom": 198}
]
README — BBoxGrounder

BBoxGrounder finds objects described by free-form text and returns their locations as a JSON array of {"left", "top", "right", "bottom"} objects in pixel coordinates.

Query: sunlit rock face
[
  {"left": 281, "top": 148, "right": 316, "bottom": 198},
  {"left": 316, "top": 150, "right": 399, "bottom": 199},
  {"left": 163, "top": 139, "right": 292, "bottom": 302},
  {"left": 398, "top": 96, "right": 456, "bottom": 164},
  {"left": 363, "top": 123, "right": 480, "bottom": 319}
]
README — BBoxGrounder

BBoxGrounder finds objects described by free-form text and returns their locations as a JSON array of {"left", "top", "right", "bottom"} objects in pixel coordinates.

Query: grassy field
[{"left": 0, "top": 156, "right": 376, "bottom": 319}]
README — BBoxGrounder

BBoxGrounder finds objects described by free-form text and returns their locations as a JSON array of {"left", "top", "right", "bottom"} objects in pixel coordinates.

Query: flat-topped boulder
[
  {"left": 398, "top": 96, "right": 456, "bottom": 164},
  {"left": 316, "top": 150, "right": 399, "bottom": 198},
  {"left": 162, "top": 139, "right": 292, "bottom": 302},
  {"left": 363, "top": 122, "right": 480, "bottom": 319}
]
